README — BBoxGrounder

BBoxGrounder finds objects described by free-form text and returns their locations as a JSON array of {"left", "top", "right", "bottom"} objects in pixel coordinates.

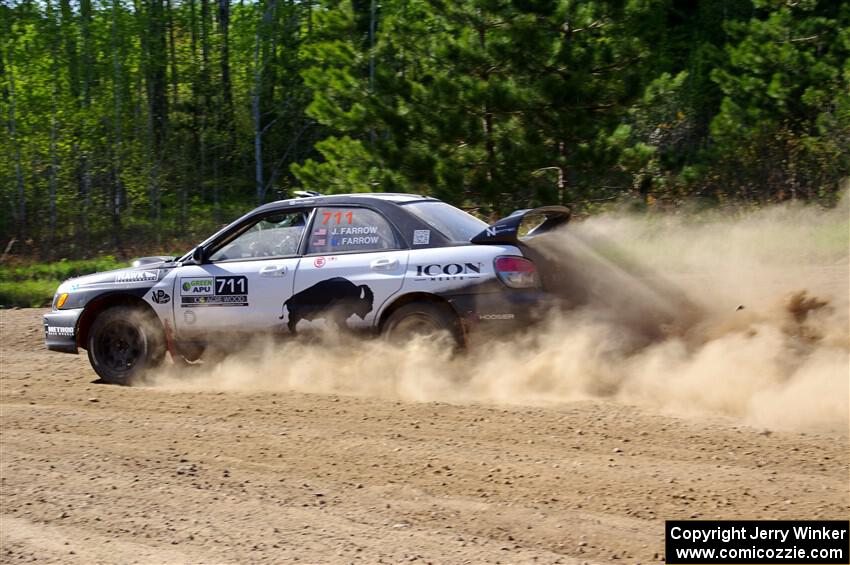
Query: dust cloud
[{"left": 148, "top": 195, "right": 849, "bottom": 433}]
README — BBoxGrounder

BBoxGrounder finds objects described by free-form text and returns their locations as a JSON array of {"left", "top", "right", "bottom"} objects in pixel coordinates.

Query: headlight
[{"left": 55, "top": 293, "right": 69, "bottom": 309}]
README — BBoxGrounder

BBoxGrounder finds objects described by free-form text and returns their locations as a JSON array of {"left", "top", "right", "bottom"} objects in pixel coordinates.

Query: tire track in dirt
[{"left": 1, "top": 308, "right": 848, "bottom": 563}]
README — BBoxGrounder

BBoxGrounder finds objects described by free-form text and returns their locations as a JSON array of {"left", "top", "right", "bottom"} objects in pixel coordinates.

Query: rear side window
[
  {"left": 306, "top": 207, "right": 398, "bottom": 254},
  {"left": 403, "top": 201, "right": 487, "bottom": 242}
]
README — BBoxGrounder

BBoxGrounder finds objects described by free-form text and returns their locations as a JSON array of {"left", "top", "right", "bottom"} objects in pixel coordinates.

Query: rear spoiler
[{"left": 470, "top": 206, "right": 570, "bottom": 245}]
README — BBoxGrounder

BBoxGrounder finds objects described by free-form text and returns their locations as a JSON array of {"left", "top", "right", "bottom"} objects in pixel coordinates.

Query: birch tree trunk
[
  {"left": 167, "top": 0, "right": 178, "bottom": 106},
  {"left": 218, "top": 0, "right": 234, "bottom": 152},
  {"left": 111, "top": 0, "right": 124, "bottom": 249},
  {"left": 48, "top": 0, "right": 60, "bottom": 253},
  {"left": 79, "top": 0, "right": 94, "bottom": 245},
  {"left": 368, "top": 0, "right": 376, "bottom": 148},
  {"left": 3, "top": 47, "right": 26, "bottom": 240},
  {"left": 253, "top": 0, "right": 277, "bottom": 204},
  {"left": 199, "top": 0, "right": 211, "bottom": 203}
]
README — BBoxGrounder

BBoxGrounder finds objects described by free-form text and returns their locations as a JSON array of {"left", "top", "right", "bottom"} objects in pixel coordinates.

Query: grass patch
[
  {"left": 0, "top": 280, "right": 62, "bottom": 308},
  {"left": 0, "top": 256, "right": 125, "bottom": 282},
  {"left": 0, "top": 256, "right": 129, "bottom": 308}
]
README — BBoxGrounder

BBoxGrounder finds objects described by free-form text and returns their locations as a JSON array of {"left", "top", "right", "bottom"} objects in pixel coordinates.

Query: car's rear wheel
[
  {"left": 382, "top": 302, "right": 463, "bottom": 348},
  {"left": 87, "top": 305, "right": 165, "bottom": 385}
]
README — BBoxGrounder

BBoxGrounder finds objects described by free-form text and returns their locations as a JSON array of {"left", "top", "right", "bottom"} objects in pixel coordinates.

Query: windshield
[
  {"left": 403, "top": 201, "right": 487, "bottom": 242},
  {"left": 208, "top": 211, "right": 309, "bottom": 261}
]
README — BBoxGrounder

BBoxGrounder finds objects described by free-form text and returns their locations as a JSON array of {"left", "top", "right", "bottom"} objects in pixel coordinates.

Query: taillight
[{"left": 494, "top": 256, "right": 539, "bottom": 288}]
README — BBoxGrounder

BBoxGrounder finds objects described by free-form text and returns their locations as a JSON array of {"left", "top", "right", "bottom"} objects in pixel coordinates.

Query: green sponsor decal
[{"left": 182, "top": 278, "right": 213, "bottom": 292}]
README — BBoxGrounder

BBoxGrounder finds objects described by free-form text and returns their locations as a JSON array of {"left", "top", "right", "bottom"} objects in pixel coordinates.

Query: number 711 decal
[
  {"left": 321, "top": 211, "right": 353, "bottom": 225},
  {"left": 180, "top": 276, "right": 249, "bottom": 307},
  {"left": 216, "top": 276, "right": 247, "bottom": 295}
]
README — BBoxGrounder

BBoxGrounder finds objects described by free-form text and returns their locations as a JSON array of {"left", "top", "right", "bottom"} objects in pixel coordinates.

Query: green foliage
[
  {"left": 0, "top": 256, "right": 124, "bottom": 282},
  {"left": 707, "top": 0, "right": 850, "bottom": 200},
  {"left": 293, "top": 0, "right": 659, "bottom": 212},
  {"left": 291, "top": 136, "right": 403, "bottom": 194},
  {"left": 0, "top": 256, "right": 128, "bottom": 307},
  {"left": 0, "top": 280, "right": 59, "bottom": 308},
  {"left": 0, "top": 0, "right": 847, "bottom": 259},
  {"left": 0, "top": 0, "right": 320, "bottom": 257}
]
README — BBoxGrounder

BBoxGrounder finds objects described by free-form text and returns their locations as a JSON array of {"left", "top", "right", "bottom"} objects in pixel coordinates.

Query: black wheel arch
[
  {"left": 77, "top": 293, "right": 162, "bottom": 350},
  {"left": 378, "top": 292, "right": 464, "bottom": 334}
]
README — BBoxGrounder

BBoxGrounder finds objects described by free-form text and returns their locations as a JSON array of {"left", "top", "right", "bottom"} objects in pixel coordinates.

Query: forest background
[{"left": 1, "top": 0, "right": 848, "bottom": 267}]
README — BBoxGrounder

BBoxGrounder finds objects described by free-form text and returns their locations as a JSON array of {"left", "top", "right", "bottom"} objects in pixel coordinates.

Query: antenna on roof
[{"left": 292, "top": 190, "right": 322, "bottom": 198}]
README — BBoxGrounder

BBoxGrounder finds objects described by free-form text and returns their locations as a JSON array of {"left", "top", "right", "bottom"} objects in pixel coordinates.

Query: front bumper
[{"left": 43, "top": 308, "right": 83, "bottom": 353}]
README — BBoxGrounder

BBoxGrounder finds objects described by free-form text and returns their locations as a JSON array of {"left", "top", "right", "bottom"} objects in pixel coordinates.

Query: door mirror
[{"left": 191, "top": 246, "right": 206, "bottom": 264}]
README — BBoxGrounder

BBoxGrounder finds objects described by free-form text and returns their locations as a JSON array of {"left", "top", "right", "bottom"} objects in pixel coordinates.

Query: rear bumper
[
  {"left": 43, "top": 308, "right": 83, "bottom": 353},
  {"left": 446, "top": 289, "right": 556, "bottom": 332}
]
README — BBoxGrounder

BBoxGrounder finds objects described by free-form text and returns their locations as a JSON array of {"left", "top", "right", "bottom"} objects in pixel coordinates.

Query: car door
[
  {"left": 286, "top": 205, "right": 409, "bottom": 333},
  {"left": 173, "top": 209, "right": 310, "bottom": 339}
]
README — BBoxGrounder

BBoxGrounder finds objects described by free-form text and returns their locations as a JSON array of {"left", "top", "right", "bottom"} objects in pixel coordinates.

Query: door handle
[
  {"left": 370, "top": 258, "right": 399, "bottom": 272},
  {"left": 259, "top": 265, "right": 287, "bottom": 276}
]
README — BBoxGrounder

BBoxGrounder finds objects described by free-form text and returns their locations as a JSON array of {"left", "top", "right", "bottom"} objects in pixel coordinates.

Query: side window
[
  {"left": 208, "top": 211, "right": 308, "bottom": 262},
  {"left": 306, "top": 207, "right": 397, "bottom": 254}
]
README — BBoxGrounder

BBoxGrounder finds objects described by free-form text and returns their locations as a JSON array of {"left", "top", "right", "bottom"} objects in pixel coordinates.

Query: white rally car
[{"left": 44, "top": 193, "right": 569, "bottom": 384}]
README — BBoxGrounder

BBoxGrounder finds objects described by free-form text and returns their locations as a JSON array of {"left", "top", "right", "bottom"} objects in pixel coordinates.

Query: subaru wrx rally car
[{"left": 44, "top": 193, "right": 569, "bottom": 384}]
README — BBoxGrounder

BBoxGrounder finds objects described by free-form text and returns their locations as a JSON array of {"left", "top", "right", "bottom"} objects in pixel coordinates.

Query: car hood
[
  {"left": 132, "top": 255, "right": 177, "bottom": 268},
  {"left": 56, "top": 261, "right": 178, "bottom": 300}
]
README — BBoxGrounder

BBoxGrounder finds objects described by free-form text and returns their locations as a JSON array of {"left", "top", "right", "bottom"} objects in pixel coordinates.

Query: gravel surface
[{"left": 1, "top": 308, "right": 848, "bottom": 564}]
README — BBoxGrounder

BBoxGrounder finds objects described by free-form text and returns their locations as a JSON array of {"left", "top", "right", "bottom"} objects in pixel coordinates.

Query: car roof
[
  {"left": 253, "top": 193, "right": 439, "bottom": 214},
  {"left": 187, "top": 192, "right": 477, "bottom": 259}
]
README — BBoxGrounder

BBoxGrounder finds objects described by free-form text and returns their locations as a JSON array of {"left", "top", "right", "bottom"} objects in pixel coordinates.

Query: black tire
[
  {"left": 87, "top": 305, "right": 165, "bottom": 385},
  {"left": 382, "top": 302, "right": 463, "bottom": 348}
]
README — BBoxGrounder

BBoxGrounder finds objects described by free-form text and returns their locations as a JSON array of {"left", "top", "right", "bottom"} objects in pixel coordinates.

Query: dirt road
[{"left": 1, "top": 308, "right": 848, "bottom": 564}]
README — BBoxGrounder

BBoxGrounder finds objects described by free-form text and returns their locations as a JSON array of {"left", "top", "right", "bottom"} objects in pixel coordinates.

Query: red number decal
[{"left": 323, "top": 210, "right": 354, "bottom": 224}]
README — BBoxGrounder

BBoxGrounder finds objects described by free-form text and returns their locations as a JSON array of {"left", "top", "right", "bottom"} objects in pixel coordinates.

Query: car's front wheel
[
  {"left": 87, "top": 305, "right": 165, "bottom": 385},
  {"left": 382, "top": 302, "right": 463, "bottom": 348}
]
